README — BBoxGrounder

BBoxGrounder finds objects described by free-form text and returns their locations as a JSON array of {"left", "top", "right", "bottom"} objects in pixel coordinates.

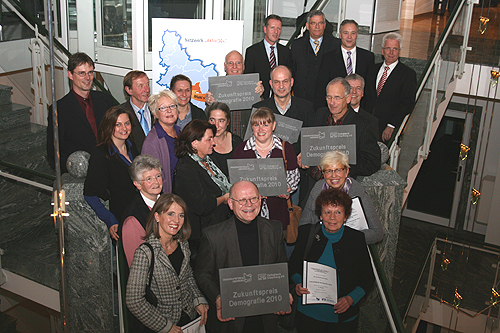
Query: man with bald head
[
  {"left": 314, "top": 77, "right": 380, "bottom": 178},
  {"left": 195, "top": 180, "right": 288, "bottom": 333},
  {"left": 205, "top": 50, "right": 264, "bottom": 137}
]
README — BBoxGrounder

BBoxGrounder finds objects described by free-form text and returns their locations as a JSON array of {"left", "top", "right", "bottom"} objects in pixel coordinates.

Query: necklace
[
  {"left": 255, "top": 139, "right": 273, "bottom": 151},
  {"left": 215, "top": 132, "right": 228, "bottom": 145},
  {"left": 162, "top": 239, "right": 176, "bottom": 250}
]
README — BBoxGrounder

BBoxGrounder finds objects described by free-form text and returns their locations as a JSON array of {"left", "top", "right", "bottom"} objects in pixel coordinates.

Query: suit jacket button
[{"left": 176, "top": 286, "right": 180, "bottom": 290}]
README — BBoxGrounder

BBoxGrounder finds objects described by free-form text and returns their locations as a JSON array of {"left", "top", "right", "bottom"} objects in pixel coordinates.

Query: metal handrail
[
  {"left": 388, "top": 0, "right": 469, "bottom": 162},
  {"left": 1, "top": 0, "right": 119, "bottom": 104}
]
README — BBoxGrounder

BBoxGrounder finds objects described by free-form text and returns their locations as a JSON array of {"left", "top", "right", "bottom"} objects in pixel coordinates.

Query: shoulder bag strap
[{"left": 143, "top": 242, "right": 155, "bottom": 287}]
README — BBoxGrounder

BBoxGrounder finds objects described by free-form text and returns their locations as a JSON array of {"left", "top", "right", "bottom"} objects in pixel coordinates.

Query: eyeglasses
[
  {"left": 326, "top": 95, "right": 347, "bottom": 102},
  {"left": 382, "top": 47, "right": 400, "bottom": 52},
  {"left": 73, "top": 70, "right": 95, "bottom": 77},
  {"left": 230, "top": 196, "right": 260, "bottom": 205},
  {"left": 157, "top": 104, "right": 177, "bottom": 112},
  {"left": 141, "top": 174, "right": 162, "bottom": 184},
  {"left": 226, "top": 61, "right": 242, "bottom": 66},
  {"left": 322, "top": 168, "right": 346, "bottom": 176}
]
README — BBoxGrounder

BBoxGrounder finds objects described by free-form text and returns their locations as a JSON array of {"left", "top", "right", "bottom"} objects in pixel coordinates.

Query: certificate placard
[
  {"left": 345, "top": 196, "right": 369, "bottom": 231},
  {"left": 244, "top": 108, "right": 303, "bottom": 144},
  {"left": 227, "top": 158, "right": 288, "bottom": 197},
  {"left": 181, "top": 316, "right": 205, "bottom": 333},
  {"left": 302, "top": 261, "right": 337, "bottom": 306},
  {"left": 209, "top": 73, "right": 260, "bottom": 109},
  {"left": 300, "top": 125, "right": 356, "bottom": 166},
  {"left": 219, "top": 263, "right": 289, "bottom": 318}
]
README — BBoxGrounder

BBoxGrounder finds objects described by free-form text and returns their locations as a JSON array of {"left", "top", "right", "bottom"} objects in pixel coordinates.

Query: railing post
[
  {"left": 456, "top": 0, "right": 478, "bottom": 79},
  {"left": 420, "top": 53, "right": 442, "bottom": 159},
  {"left": 422, "top": 239, "right": 438, "bottom": 313},
  {"left": 29, "top": 25, "right": 49, "bottom": 126}
]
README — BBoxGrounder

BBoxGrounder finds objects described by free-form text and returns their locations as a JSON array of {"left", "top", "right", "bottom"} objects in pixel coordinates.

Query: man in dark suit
[
  {"left": 252, "top": 65, "right": 315, "bottom": 205},
  {"left": 290, "top": 9, "right": 341, "bottom": 110},
  {"left": 120, "top": 70, "right": 152, "bottom": 151},
  {"left": 195, "top": 180, "right": 290, "bottom": 333},
  {"left": 315, "top": 19, "right": 375, "bottom": 109},
  {"left": 244, "top": 14, "right": 293, "bottom": 99},
  {"left": 363, "top": 32, "right": 417, "bottom": 142},
  {"left": 46, "top": 52, "right": 114, "bottom": 173},
  {"left": 170, "top": 74, "right": 207, "bottom": 130},
  {"left": 315, "top": 77, "right": 380, "bottom": 178}
]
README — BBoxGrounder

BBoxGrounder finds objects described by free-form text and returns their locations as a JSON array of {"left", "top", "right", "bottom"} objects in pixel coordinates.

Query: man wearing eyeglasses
[
  {"left": 47, "top": 52, "right": 114, "bottom": 173},
  {"left": 206, "top": 50, "right": 265, "bottom": 138},
  {"left": 290, "top": 10, "right": 341, "bottom": 111},
  {"left": 363, "top": 32, "right": 417, "bottom": 142},
  {"left": 195, "top": 180, "right": 290, "bottom": 333},
  {"left": 314, "top": 77, "right": 380, "bottom": 179}
]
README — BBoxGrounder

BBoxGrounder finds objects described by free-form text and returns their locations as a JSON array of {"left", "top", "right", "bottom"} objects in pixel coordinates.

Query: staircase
[{"left": 0, "top": 83, "right": 59, "bottom": 332}]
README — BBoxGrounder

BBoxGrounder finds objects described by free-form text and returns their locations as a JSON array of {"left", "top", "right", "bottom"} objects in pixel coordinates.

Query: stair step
[
  {"left": 0, "top": 312, "right": 17, "bottom": 333},
  {"left": 0, "top": 103, "right": 31, "bottom": 130},
  {"left": 0, "top": 84, "right": 13, "bottom": 106},
  {"left": 0, "top": 123, "right": 46, "bottom": 160}
]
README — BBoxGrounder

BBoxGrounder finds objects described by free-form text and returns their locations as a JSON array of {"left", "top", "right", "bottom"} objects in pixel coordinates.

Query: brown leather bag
[{"left": 281, "top": 140, "right": 302, "bottom": 244}]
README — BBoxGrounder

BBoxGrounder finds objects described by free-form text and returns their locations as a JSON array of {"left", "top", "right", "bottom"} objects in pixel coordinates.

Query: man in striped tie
[
  {"left": 244, "top": 14, "right": 293, "bottom": 100},
  {"left": 362, "top": 33, "right": 417, "bottom": 142}
]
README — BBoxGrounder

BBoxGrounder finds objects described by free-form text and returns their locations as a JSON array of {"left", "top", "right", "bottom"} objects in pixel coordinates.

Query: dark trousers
[{"left": 295, "top": 310, "right": 358, "bottom": 333}]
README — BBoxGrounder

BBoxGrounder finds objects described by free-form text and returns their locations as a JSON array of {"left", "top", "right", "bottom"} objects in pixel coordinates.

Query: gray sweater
[{"left": 299, "top": 178, "right": 385, "bottom": 244}]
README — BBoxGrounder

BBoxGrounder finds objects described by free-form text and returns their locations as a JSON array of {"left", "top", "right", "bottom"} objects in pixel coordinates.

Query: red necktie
[
  {"left": 270, "top": 46, "right": 276, "bottom": 69},
  {"left": 377, "top": 66, "right": 389, "bottom": 96},
  {"left": 82, "top": 98, "right": 98, "bottom": 137}
]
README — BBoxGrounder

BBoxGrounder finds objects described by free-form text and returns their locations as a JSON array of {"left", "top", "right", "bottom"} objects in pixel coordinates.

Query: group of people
[{"left": 44, "top": 8, "right": 420, "bottom": 333}]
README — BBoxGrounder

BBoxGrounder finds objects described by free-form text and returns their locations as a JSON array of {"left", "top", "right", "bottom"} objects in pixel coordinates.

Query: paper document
[{"left": 302, "top": 261, "right": 337, "bottom": 305}]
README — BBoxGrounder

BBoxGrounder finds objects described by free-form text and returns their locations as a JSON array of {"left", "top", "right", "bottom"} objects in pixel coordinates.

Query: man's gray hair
[
  {"left": 307, "top": 10, "right": 325, "bottom": 23},
  {"left": 326, "top": 77, "right": 351, "bottom": 96},
  {"left": 382, "top": 32, "right": 403, "bottom": 48},
  {"left": 129, "top": 154, "right": 163, "bottom": 183},
  {"left": 345, "top": 73, "right": 365, "bottom": 90}
]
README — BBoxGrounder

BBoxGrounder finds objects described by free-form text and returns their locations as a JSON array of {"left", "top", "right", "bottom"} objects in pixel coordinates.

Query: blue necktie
[{"left": 138, "top": 109, "right": 149, "bottom": 135}]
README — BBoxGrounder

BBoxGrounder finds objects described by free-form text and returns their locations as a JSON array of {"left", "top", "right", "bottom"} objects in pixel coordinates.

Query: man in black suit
[
  {"left": 195, "top": 180, "right": 289, "bottom": 333},
  {"left": 170, "top": 74, "right": 207, "bottom": 130},
  {"left": 120, "top": 70, "right": 152, "bottom": 151},
  {"left": 253, "top": 65, "right": 315, "bottom": 205},
  {"left": 244, "top": 14, "right": 293, "bottom": 99},
  {"left": 363, "top": 32, "right": 417, "bottom": 142},
  {"left": 314, "top": 77, "right": 380, "bottom": 178},
  {"left": 252, "top": 65, "right": 314, "bottom": 154},
  {"left": 290, "top": 10, "right": 341, "bottom": 110},
  {"left": 46, "top": 52, "right": 114, "bottom": 173},
  {"left": 315, "top": 19, "right": 375, "bottom": 109}
]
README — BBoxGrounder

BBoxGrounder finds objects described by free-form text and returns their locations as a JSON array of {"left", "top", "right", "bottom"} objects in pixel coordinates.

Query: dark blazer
[
  {"left": 290, "top": 34, "right": 341, "bottom": 110},
  {"left": 252, "top": 96, "right": 315, "bottom": 154},
  {"left": 190, "top": 102, "right": 207, "bottom": 121},
  {"left": 83, "top": 143, "right": 139, "bottom": 222},
  {"left": 194, "top": 216, "right": 287, "bottom": 333},
  {"left": 244, "top": 40, "right": 293, "bottom": 99},
  {"left": 289, "top": 224, "right": 374, "bottom": 323},
  {"left": 172, "top": 155, "right": 231, "bottom": 246},
  {"left": 46, "top": 90, "right": 115, "bottom": 173},
  {"left": 119, "top": 100, "right": 153, "bottom": 152},
  {"left": 314, "top": 107, "right": 380, "bottom": 178},
  {"left": 363, "top": 61, "right": 417, "bottom": 139},
  {"left": 315, "top": 47, "right": 375, "bottom": 109}
]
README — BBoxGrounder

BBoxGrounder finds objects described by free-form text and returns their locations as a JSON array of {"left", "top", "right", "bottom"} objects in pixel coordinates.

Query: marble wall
[
  {"left": 357, "top": 170, "right": 407, "bottom": 331},
  {"left": 62, "top": 173, "right": 114, "bottom": 333}
]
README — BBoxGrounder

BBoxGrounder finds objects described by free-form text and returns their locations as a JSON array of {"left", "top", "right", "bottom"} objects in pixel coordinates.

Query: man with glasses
[
  {"left": 363, "top": 32, "right": 417, "bottom": 142},
  {"left": 47, "top": 52, "right": 114, "bottom": 173},
  {"left": 290, "top": 10, "right": 341, "bottom": 111},
  {"left": 314, "top": 77, "right": 380, "bottom": 179},
  {"left": 120, "top": 70, "right": 152, "bottom": 151},
  {"left": 195, "top": 180, "right": 289, "bottom": 333},
  {"left": 206, "top": 50, "right": 265, "bottom": 137}
]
